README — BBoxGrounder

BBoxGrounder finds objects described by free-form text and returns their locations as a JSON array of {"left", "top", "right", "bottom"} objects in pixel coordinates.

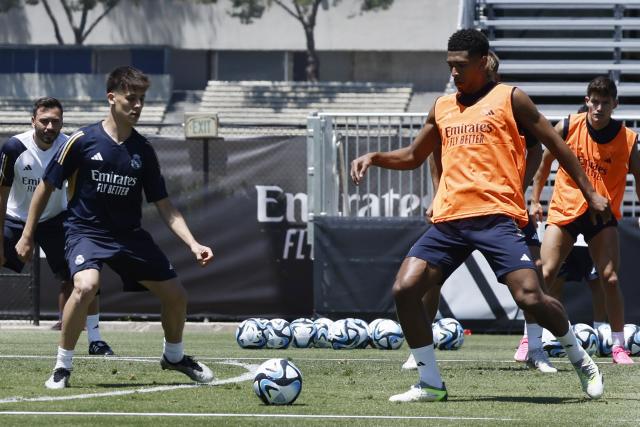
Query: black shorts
[
  {"left": 562, "top": 210, "right": 617, "bottom": 242},
  {"left": 65, "top": 228, "right": 177, "bottom": 292},
  {"left": 558, "top": 246, "right": 598, "bottom": 282},
  {"left": 3, "top": 212, "right": 70, "bottom": 281}
]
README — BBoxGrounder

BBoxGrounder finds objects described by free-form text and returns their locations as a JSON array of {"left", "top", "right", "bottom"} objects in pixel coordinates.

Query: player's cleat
[
  {"left": 389, "top": 382, "right": 448, "bottom": 402},
  {"left": 572, "top": 356, "right": 604, "bottom": 399},
  {"left": 160, "top": 355, "right": 214, "bottom": 383},
  {"left": 526, "top": 348, "right": 558, "bottom": 373},
  {"left": 402, "top": 353, "right": 417, "bottom": 370},
  {"left": 45, "top": 368, "right": 71, "bottom": 389},
  {"left": 89, "top": 340, "right": 115, "bottom": 356},
  {"left": 513, "top": 336, "right": 528, "bottom": 362},
  {"left": 50, "top": 321, "right": 62, "bottom": 331},
  {"left": 612, "top": 345, "right": 634, "bottom": 365}
]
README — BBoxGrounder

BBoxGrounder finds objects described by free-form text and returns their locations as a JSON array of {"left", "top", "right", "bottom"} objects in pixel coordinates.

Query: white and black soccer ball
[
  {"left": 624, "top": 323, "right": 639, "bottom": 347},
  {"left": 572, "top": 323, "right": 598, "bottom": 356},
  {"left": 596, "top": 324, "right": 612, "bottom": 357},
  {"left": 313, "top": 318, "right": 333, "bottom": 348},
  {"left": 253, "top": 358, "right": 302, "bottom": 405},
  {"left": 349, "top": 318, "right": 370, "bottom": 349},
  {"left": 432, "top": 318, "right": 464, "bottom": 350},
  {"left": 629, "top": 326, "right": 640, "bottom": 356},
  {"left": 370, "top": 319, "right": 404, "bottom": 350},
  {"left": 329, "top": 318, "right": 362, "bottom": 350},
  {"left": 290, "top": 318, "right": 317, "bottom": 348},
  {"left": 542, "top": 328, "right": 566, "bottom": 358},
  {"left": 265, "top": 319, "right": 292, "bottom": 349},
  {"left": 236, "top": 318, "right": 267, "bottom": 349}
]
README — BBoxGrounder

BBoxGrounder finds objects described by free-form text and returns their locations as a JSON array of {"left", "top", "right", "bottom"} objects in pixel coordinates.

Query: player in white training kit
[{"left": 0, "top": 97, "right": 113, "bottom": 355}]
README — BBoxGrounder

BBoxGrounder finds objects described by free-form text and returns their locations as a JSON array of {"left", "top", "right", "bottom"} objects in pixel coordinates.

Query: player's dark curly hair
[
  {"left": 587, "top": 76, "right": 617, "bottom": 100},
  {"left": 106, "top": 66, "right": 150, "bottom": 94},
  {"left": 447, "top": 29, "right": 489, "bottom": 57},
  {"left": 32, "top": 97, "right": 63, "bottom": 117}
]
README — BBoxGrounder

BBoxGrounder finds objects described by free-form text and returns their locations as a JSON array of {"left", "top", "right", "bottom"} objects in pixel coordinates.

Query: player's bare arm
[
  {"left": 511, "top": 88, "right": 611, "bottom": 223},
  {"left": 154, "top": 197, "right": 213, "bottom": 267},
  {"left": 350, "top": 104, "right": 441, "bottom": 185},
  {"left": 14, "top": 180, "right": 55, "bottom": 262},
  {"left": 523, "top": 142, "right": 542, "bottom": 191},
  {"left": 0, "top": 186, "right": 10, "bottom": 266},
  {"left": 628, "top": 139, "right": 640, "bottom": 203},
  {"left": 529, "top": 147, "right": 556, "bottom": 222},
  {"left": 424, "top": 148, "right": 442, "bottom": 222}
]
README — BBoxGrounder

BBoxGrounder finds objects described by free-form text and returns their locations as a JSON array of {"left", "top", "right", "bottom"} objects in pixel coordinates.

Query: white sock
[
  {"left": 411, "top": 345, "right": 443, "bottom": 388},
  {"left": 593, "top": 321, "right": 606, "bottom": 330},
  {"left": 557, "top": 325, "right": 588, "bottom": 364},
  {"left": 86, "top": 314, "right": 102, "bottom": 343},
  {"left": 54, "top": 347, "right": 74, "bottom": 370},
  {"left": 163, "top": 339, "right": 184, "bottom": 363},
  {"left": 526, "top": 323, "right": 543, "bottom": 351},
  {"left": 612, "top": 331, "right": 625, "bottom": 348}
]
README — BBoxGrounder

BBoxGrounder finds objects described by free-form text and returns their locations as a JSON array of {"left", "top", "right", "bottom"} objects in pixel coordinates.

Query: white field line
[
  {"left": 0, "top": 411, "right": 522, "bottom": 422},
  {"left": 0, "top": 360, "right": 258, "bottom": 405},
  {"left": 0, "top": 354, "right": 613, "bottom": 364}
]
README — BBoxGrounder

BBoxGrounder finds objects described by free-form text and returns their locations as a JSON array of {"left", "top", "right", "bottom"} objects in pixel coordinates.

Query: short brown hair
[
  {"left": 587, "top": 76, "right": 617, "bottom": 100},
  {"left": 32, "top": 97, "right": 63, "bottom": 117},
  {"left": 106, "top": 66, "right": 150, "bottom": 94}
]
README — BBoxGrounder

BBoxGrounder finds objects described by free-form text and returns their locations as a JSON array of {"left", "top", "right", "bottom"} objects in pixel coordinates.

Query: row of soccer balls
[
  {"left": 544, "top": 323, "right": 640, "bottom": 357},
  {"left": 237, "top": 317, "right": 466, "bottom": 351}
]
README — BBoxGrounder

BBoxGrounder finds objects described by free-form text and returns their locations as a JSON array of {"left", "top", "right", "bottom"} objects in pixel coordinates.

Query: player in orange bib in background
[
  {"left": 529, "top": 76, "right": 640, "bottom": 364},
  {"left": 351, "top": 29, "right": 610, "bottom": 402}
]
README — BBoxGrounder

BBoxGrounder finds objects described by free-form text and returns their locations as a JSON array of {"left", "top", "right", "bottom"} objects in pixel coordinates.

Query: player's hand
[
  {"left": 425, "top": 201, "right": 434, "bottom": 223},
  {"left": 529, "top": 201, "right": 544, "bottom": 222},
  {"left": 15, "top": 236, "right": 34, "bottom": 263},
  {"left": 587, "top": 193, "right": 612, "bottom": 225},
  {"left": 350, "top": 153, "right": 374, "bottom": 185},
  {"left": 192, "top": 244, "right": 213, "bottom": 267}
]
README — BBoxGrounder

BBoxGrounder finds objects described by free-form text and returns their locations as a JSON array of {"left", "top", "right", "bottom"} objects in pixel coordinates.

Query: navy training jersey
[{"left": 43, "top": 122, "right": 168, "bottom": 235}]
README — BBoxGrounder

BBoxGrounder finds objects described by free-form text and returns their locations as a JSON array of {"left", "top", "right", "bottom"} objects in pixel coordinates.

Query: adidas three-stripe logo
[
  {"left": 23, "top": 164, "right": 32, "bottom": 171},
  {"left": 91, "top": 152, "right": 103, "bottom": 161}
]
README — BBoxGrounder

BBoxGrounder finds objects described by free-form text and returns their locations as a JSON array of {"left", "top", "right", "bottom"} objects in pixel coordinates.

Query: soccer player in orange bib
[
  {"left": 530, "top": 76, "right": 640, "bottom": 365},
  {"left": 351, "top": 29, "right": 610, "bottom": 402}
]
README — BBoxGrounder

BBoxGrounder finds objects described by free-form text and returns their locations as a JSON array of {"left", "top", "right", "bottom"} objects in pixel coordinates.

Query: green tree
[{"left": 228, "top": 0, "right": 394, "bottom": 81}]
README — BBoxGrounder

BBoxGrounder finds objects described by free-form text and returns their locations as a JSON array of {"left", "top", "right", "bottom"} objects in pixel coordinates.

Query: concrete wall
[{"left": 0, "top": 0, "right": 458, "bottom": 51}]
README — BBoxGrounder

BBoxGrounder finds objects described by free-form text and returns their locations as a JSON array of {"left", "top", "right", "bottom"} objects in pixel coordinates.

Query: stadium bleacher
[
  {"left": 476, "top": 0, "right": 640, "bottom": 121},
  {"left": 198, "top": 81, "right": 413, "bottom": 128}
]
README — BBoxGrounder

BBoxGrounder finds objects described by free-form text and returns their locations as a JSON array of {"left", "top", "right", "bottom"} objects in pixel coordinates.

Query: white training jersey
[{"left": 0, "top": 130, "right": 68, "bottom": 222}]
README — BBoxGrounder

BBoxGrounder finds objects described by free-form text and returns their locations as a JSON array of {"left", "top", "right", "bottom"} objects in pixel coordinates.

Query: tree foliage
[{"left": 228, "top": 0, "right": 394, "bottom": 81}]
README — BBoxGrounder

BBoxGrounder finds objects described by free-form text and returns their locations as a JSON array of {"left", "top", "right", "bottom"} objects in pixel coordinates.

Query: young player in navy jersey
[
  {"left": 16, "top": 67, "right": 214, "bottom": 389},
  {"left": 0, "top": 97, "right": 113, "bottom": 355}
]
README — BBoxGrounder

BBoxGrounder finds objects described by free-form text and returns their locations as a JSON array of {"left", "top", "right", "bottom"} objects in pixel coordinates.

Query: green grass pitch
[{"left": 0, "top": 328, "right": 639, "bottom": 426}]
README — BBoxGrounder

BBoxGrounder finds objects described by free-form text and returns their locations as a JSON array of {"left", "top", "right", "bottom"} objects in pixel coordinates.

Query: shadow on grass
[
  {"left": 95, "top": 382, "right": 191, "bottom": 388},
  {"left": 452, "top": 396, "right": 584, "bottom": 404}
]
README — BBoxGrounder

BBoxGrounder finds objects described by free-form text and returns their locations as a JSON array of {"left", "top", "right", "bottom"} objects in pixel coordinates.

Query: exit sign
[{"left": 184, "top": 113, "right": 218, "bottom": 139}]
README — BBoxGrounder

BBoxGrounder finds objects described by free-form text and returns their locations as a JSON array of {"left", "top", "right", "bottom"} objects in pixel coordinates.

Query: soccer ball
[
  {"left": 253, "top": 358, "right": 302, "bottom": 405},
  {"left": 629, "top": 327, "right": 640, "bottom": 356},
  {"left": 349, "top": 318, "right": 370, "bottom": 348},
  {"left": 624, "top": 324, "right": 639, "bottom": 347},
  {"left": 329, "top": 318, "right": 363, "bottom": 349},
  {"left": 542, "top": 328, "right": 566, "bottom": 358},
  {"left": 432, "top": 318, "right": 464, "bottom": 350},
  {"left": 370, "top": 319, "right": 404, "bottom": 350},
  {"left": 290, "top": 318, "right": 317, "bottom": 348},
  {"left": 596, "top": 324, "right": 612, "bottom": 357},
  {"left": 571, "top": 323, "right": 598, "bottom": 356},
  {"left": 236, "top": 318, "right": 267, "bottom": 349},
  {"left": 313, "top": 318, "right": 333, "bottom": 348},
  {"left": 265, "top": 319, "right": 292, "bottom": 349}
]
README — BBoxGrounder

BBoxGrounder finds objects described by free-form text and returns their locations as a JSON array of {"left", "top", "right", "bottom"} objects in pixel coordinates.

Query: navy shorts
[
  {"left": 521, "top": 219, "right": 541, "bottom": 248},
  {"left": 562, "top": 210, "right": 617, "bottom": 242},
  {"left": 65, "top": 228, "right": 177, "bottom": 292},
  {"left": 3, "top": 212, "right": 70, "bottom": 281},
  {"left": 558, "top": 246, "right": 598, "bottom": 282},
  {"left": 407, "top": 214, "right": 536, "bottom": 282}
]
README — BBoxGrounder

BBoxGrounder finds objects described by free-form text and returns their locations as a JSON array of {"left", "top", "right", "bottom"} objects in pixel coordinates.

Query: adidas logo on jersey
[
  {"left": 23, "top": 164, "right": 32, "bottom": 171},
  {"left": 91, "top": 152, "right": 104, "bottom": 161}
]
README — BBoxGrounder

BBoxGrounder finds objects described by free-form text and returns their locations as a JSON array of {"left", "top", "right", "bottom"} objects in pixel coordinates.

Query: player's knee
[
  {"left": 392, "top": 277, "right": 420, "bottom": 301},
  {"left": 603, "top": 273, "right": 619, "bottom": 288},
  {"left": 513, "top": 286, "right": 543, "bottom": 309},
  {"left": 162, "top": 280, "right": 188, "bottom": 306},
  {"left": 72, "top": 281, "right": 99, "bottom": 302}
]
